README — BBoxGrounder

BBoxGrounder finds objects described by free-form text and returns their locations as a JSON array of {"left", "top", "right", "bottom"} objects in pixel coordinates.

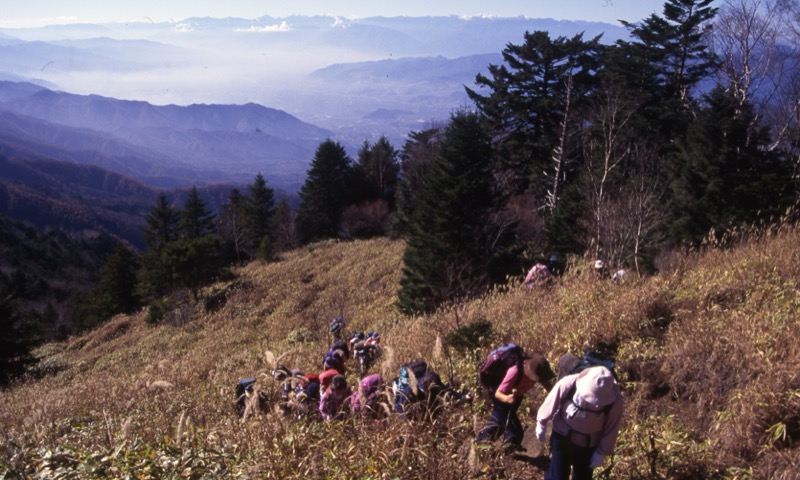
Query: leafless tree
[
  {"left": 713, "top": 0, "right": 789, "bottom": 132},
  {"left": 582, "top": 83, "right": 637, "bottom": 261},
  {"left": 546, "top": 73, "right": 576, "bottom": 214},
  {"left": 713, "top": 0, "right": 800, "bottom": 191},
  {"left": 773, "top": 0, "right": 800, "bottom": 190},
  {"left": 611, "top": 144, "right": 671, "bottom": 275}
]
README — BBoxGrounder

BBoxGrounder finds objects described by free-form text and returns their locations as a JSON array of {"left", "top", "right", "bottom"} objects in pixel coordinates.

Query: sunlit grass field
[{"left": 2, "top": 225, "right": 800, "bottom": 479}]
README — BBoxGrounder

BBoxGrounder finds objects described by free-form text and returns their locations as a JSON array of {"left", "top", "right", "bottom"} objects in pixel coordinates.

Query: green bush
[{"left": 447, "top": 318, "right": 493, "bottom": 354}]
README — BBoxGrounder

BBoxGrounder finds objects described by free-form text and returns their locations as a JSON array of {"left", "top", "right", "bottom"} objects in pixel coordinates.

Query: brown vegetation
[{"left": 2, "top": 226, "right": 800, "bottom": 478}]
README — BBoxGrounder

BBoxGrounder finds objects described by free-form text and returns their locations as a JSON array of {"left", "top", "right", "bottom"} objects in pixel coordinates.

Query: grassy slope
[{"left": 2, "top": 229, "right": 799, "bottom": 479}]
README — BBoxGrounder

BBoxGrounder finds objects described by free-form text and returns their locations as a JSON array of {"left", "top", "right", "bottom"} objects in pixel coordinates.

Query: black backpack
[
  {"left": 569, "top": 350, "right": 617, "bottom": 379},
  {"left": 234, "top": 377, "right": 256, "bottom": 416},
  {"left": 399, "top": 360, "right": 429, "bottom": 387},
  {"left": 478, "top": 344, "right": 529, "bottom": 395}
]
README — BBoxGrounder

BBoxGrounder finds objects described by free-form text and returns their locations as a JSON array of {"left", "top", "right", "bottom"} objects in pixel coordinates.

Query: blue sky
[{"left": 0, "top": 0, "right": 664, "bottom": 28}]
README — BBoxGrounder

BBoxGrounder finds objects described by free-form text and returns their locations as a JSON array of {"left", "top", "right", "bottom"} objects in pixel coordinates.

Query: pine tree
[
  {"left": 669, "top": 87, "right": 793, "bottom": 245},
  {"left": 355, "top": 136, "right": 400, "bottom": 204},
  {"left": 178, "top": 186, "right": 217, "bottom": 239},
  {"left": 394, "top": 126, "right": 444, "bottom": 237},
  {"left": 72, "top": 246, "right": 140, "bottom": 329},
  {"left": 246, "top": 173, "right": 276, "bottom": 259},
  {"left": 137, "top": 193, "right": 179, "bottom": 302},
  {"left": 397, "top": 111, "right": 497, "bottom": 314},
  {"left": 466, "top": 30, "right": 603, "bottom": 198},
  {"left": 610, "top": 0, "right": 719, "bottom": 146},
  {"left": 173, "top": 187, "right": 221, "bottom": 299},
  {"left": 272, "top": 197, "right": 298, "bottom": 253},
  {"left": 142, "top": 193, "right": 179, "bottom": 251},
  {"left": 297, "top": 140, "right": 355, "bottom": 242},
  {"left": 0, "top": 292, "right": 34, "bottom": 386}
]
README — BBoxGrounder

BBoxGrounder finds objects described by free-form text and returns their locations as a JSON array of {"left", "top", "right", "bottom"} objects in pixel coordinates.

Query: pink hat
[{"left": 575, "top": 366, "right": 618, "bottom": 406}]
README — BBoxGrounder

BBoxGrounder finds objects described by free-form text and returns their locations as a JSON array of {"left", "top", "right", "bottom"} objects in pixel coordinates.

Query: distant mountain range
[
  {"left": 0, "top": 15, "right": 631, "bottom": 246},
  {"left": 0, "top": 15, "right": 629, "bottom": 165},
  {"left": 0, "top": 81, "right": 330, "bottom": 191},
  {"left": 0, "top": 146, "right": 235, "bottom": 250}
]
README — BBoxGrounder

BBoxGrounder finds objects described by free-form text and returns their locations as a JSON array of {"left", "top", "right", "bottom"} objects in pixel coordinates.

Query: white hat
[
  {"left": 594, "top": 260, "right": 604, "bottom": 270},
  {"left": 575, "top": 366, "right": 618, "bottom": 407}
]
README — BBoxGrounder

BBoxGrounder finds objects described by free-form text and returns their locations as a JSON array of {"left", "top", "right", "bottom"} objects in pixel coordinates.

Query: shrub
[
  {"left": 145, "top": 299, "right": 167, "bottom": 325},
  {"left": 446, "top": 318, "right": 493, "bottom": 354}
]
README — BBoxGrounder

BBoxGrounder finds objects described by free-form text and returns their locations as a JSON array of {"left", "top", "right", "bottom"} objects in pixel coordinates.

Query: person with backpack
[
  {"left": 318, "top": 341, "right": 349, "bottom": 388},
  {"left": 392, "top": 360, "right": 469, "bottom": 421},
  {"left": 476, "top": 346, "right": 556, "bottom": 453},
  {"left": 535, "top": 366, "right": 624, "bottom": 480},
  {"left": 350, "top": 331, "right": 382, "bottom": 377},
  {"left": 351, "top": 373, "right": 389, "bottom": 420},
  {"left": 319, "top": 374, "right": 352, "bottom": 421},
  {"left": 329, "top": 315, "right": 345, "bottom": 341},
  {"left": 524, "top": 260, "right": 554, "bottom": 288}
]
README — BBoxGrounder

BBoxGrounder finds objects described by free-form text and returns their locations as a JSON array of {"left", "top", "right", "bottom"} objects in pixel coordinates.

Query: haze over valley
[{"left": 0, "top": 15, "right": 628, "bottom": 191}]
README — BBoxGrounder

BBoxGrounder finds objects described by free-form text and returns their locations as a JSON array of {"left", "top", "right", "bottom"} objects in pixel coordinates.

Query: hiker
[
  {"left": 271, "top": 365, "right": 322, "bottom": 418},
  {"left": 317, "top": 340, "right": 350, "bottom": 387},
  {"left": 351, "top": 373, "right": 390, "bottom": 420},
  {"left": 325, "top": 340, "right": 351, "bottom": 366},
  {"left": 350, "top": 331, "right": 382, "bottom": 377},
  {"left": 234, "top": 377, "right": 271, "bottom": 422},
  {"left": 536, "top": 366, "right": 624, "bottom": 480},
  {"left": 319, "top": 347, "right": 348, "bottom": 387},
  {"left": 525, "top": 260, "right": 554, "bottom": 288},
  {"left": 476, "top": 353, "right": 556, "bottom": 453},
  {"left": 392, "top": 361, "right": 470, "bottom": 421},
  {"left": 611, "top": 268, "right": 629, "bottom": 284},
  {"left": 330, "top": 315, "right": 345, "bottom": 340},
  {"left": 319, "top": 374, "right": 352, "bottom": 421},
  {"left": 593, "top": 260, "right": 607, "bottom": 278},
  {"left": 548, "top": 254, "right": 565, "bottom": 277}
]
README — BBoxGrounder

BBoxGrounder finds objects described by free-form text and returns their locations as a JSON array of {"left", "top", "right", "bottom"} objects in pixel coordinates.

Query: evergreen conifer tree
[
  {"left": 137, "top": 193, "right": 179, "bottom": 302},
  {"left": 355, "top": 136, "right": 400, "bottom": 204},
  {"left": 610, "top": 0, "right": 718, "bottom": 147},
  {"left": 246, "top": 173, "right": 276, "bottom": 259},
  {"left": 466, "top": 30, "right": 603, "bottom": 197},
  {"left": 172, "top": 187, "right": 221, "bottom": 299},
  {"left": 72, "top": 246, "right": 140, "bottom": 329},
  {"left": 397, "top": 111, "right": 497, "bottom": 314},
  {"left": 0, "top": 292, "right": 34, "bottom": 386},
  {"left": 179, "top": 186, "right": 217, "bottom": 239},
  {"left": 394, "top": 126, "right": 444, "bottom": 237},
  {"left": 297, "top": 140, "right": 355, "bottom": 242},
  {"left": 669, "top": 87, "right": 794, "bottom": 245},
  {"left": 142, "top": 193, "right": 179, "bottom": 251}
]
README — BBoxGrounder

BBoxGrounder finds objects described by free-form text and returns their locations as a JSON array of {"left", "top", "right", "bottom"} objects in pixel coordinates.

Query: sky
[{"left": 0, "top": 0, "right": 664, "bottom": 28}]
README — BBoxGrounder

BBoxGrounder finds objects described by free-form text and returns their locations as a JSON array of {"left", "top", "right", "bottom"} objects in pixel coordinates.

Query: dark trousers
[
  {"left": 477, "top": 397, "right": 523, "bottom": 448},
  {"left": 546, "top": 431, "right": 595, "bottom": 480}
]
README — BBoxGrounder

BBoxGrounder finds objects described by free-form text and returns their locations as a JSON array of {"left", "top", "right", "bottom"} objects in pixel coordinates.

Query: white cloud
[
  {"left": 174, "top": 22, "right": 194, "bottom": 32},
  {"left": 330, "top": 17, "right": 350, "bottom": 28},
  {"left": 235, "top": 21, "right": 291, "bottom": 33}
]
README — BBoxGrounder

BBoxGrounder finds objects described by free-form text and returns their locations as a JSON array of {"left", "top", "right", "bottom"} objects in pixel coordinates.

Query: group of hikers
[
  {"left": 235, "top": 314, "right": 624, "bottom": 480},
  {"left": 525, "top": 256, "right": 630, "bottom": 288},
  {"left": 260, "top": 320, "right": 471, "bottom": 423},
  {"left": 477, "top": 346, "right": 624, "bottom": 479}
]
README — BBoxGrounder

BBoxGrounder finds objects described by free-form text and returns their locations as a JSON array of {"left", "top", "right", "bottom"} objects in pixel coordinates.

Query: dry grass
[{"left": 2, "top": 228, "right": 800, "bottom": 479}]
